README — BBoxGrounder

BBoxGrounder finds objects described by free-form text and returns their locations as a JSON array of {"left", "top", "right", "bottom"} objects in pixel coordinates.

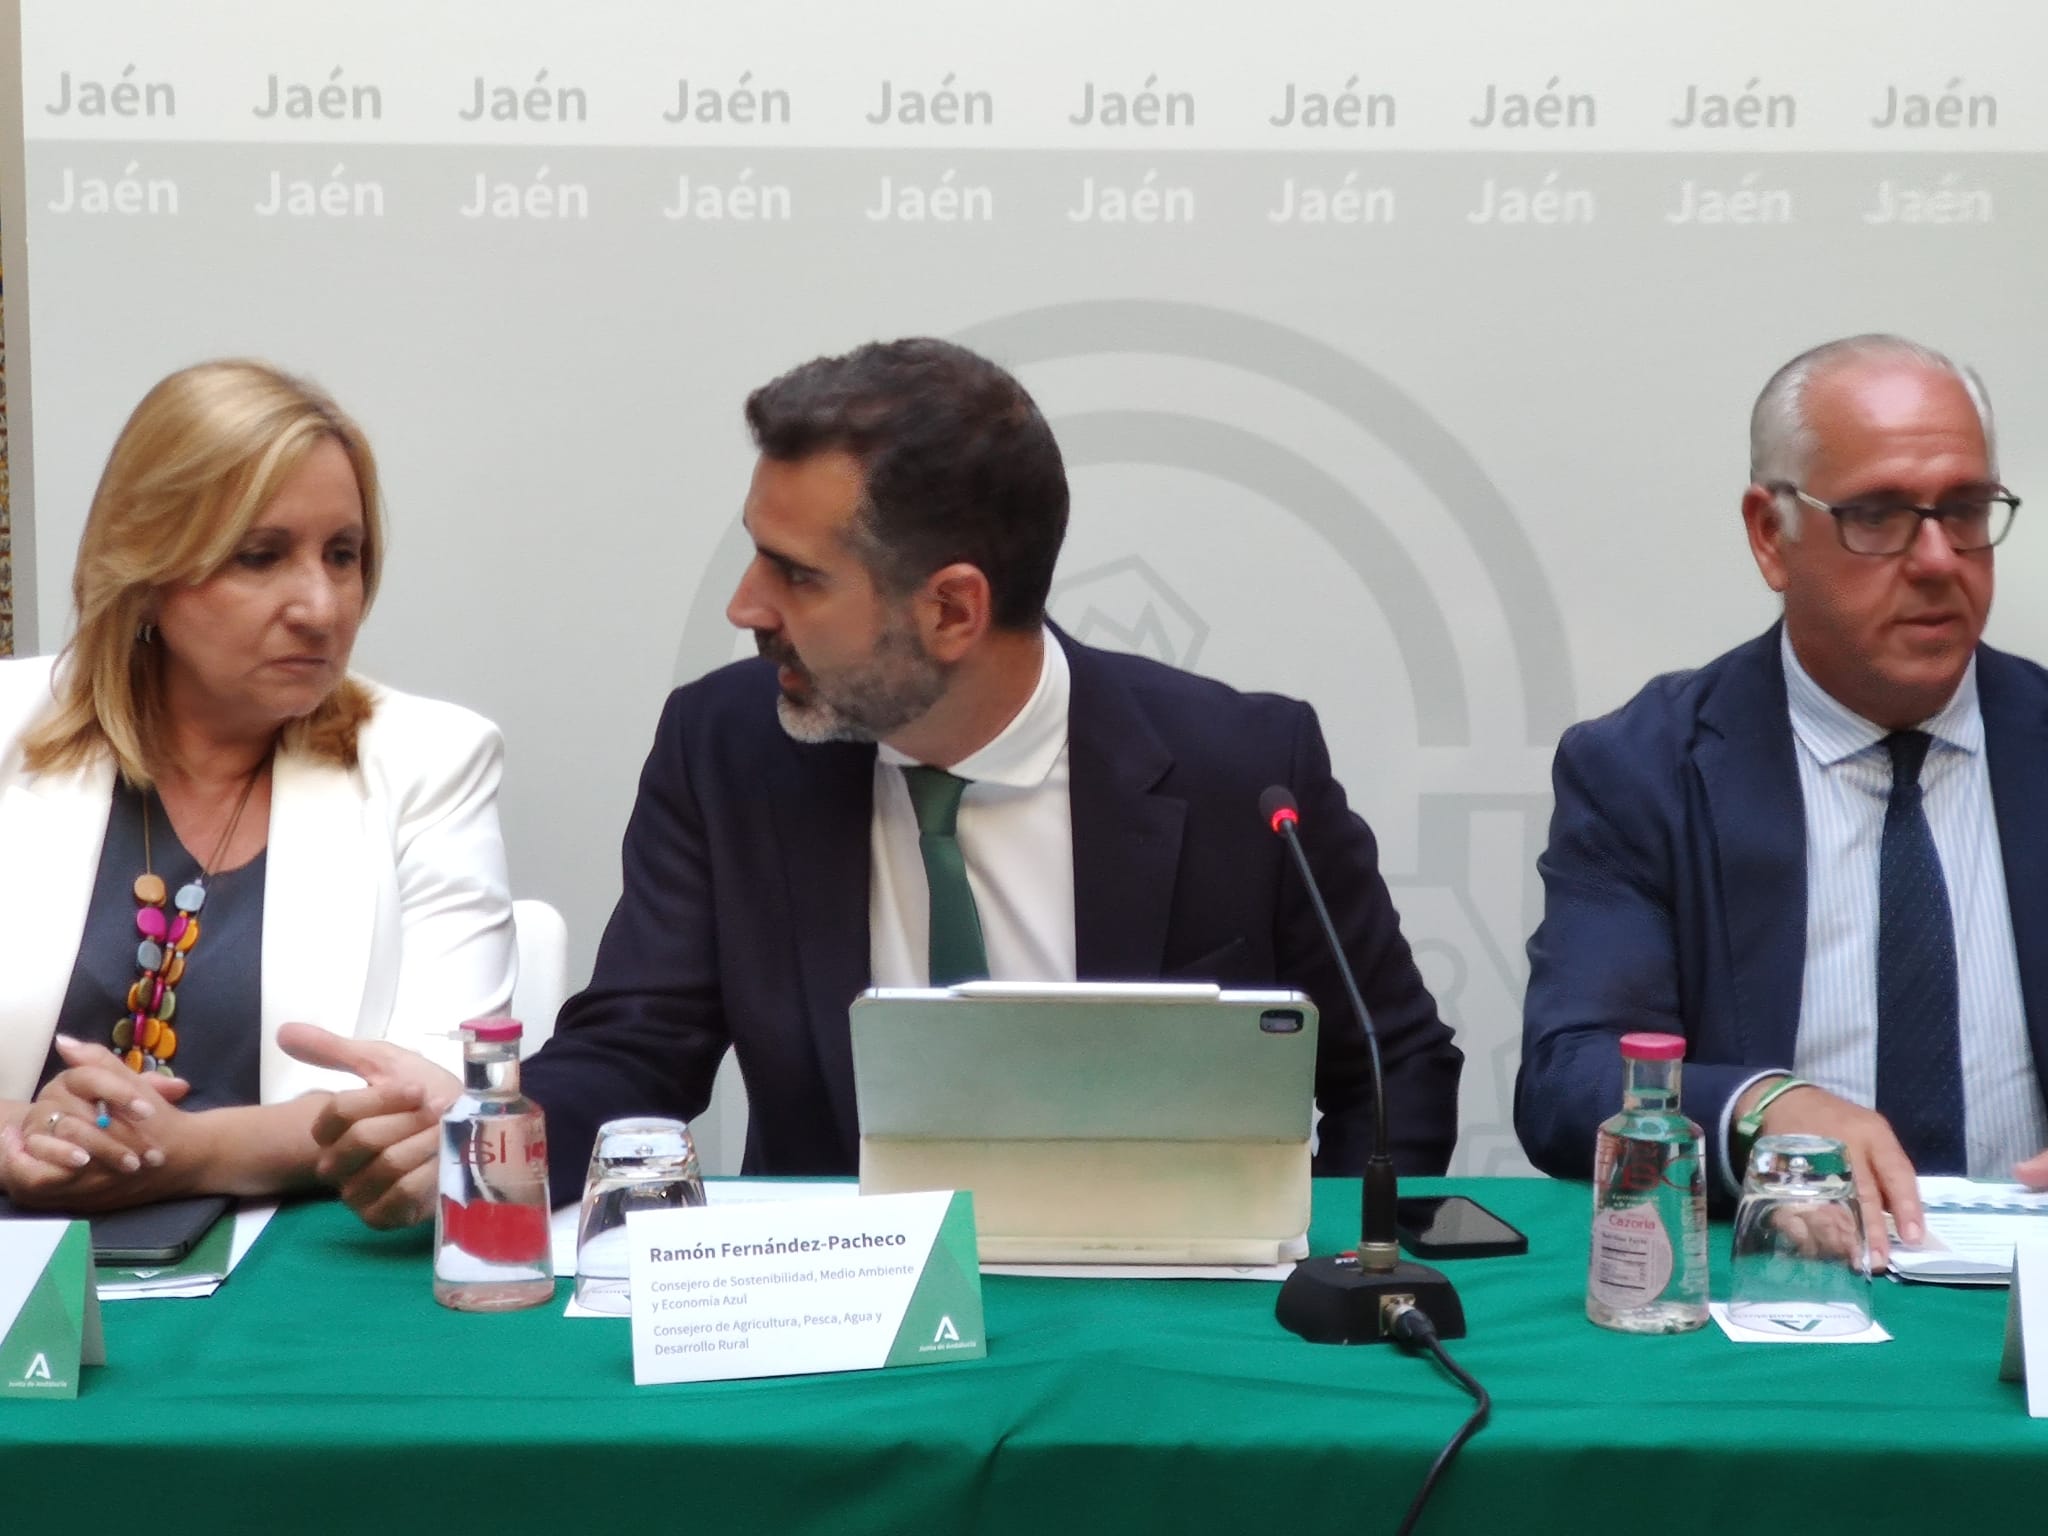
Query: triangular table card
[
  {"left": 1997, "top": 1235, "right": 2048, "bottom": 1415},
  {"left": 1, "top": 1219, "right": 106, "bottom": 1398}
]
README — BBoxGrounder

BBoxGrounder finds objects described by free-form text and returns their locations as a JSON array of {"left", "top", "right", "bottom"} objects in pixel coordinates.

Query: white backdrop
[{"left": 9, "top": 0, "right": 2048, "bottom": 1172}]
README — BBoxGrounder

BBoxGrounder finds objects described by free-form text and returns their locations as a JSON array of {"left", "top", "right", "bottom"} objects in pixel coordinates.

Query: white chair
[{"left": 510, "top": 898, "right": 570, "bottom": 1056}]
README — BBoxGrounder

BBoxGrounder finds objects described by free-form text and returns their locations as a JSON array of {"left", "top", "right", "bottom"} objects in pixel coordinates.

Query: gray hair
[{"left": 1750, "top": 334, "right": 1997, "bottom": 537}]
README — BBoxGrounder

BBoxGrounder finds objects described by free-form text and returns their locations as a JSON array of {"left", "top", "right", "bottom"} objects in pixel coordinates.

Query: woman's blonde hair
[{"left": 22, "top": 359, "right": 386, "bottom": 785}]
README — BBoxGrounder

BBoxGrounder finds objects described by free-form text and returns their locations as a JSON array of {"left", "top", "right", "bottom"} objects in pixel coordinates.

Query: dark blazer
[
  {"left": 1516, "top": 626, "right": 2048, "bottom": 1193},
  {"left": 526, "top": 630, "right": 1461, "bottom": 1194}
]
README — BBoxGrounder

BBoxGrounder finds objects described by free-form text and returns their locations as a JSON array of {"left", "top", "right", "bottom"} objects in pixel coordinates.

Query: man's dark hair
[{"left": 744, "top": 338, "right": 1069, "bottom": 630}]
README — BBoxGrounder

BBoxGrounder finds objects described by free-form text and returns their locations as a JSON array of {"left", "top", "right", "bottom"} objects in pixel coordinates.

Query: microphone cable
[{"left": 1386, "top": 1301, "right": 1491, "bottom": 1536}]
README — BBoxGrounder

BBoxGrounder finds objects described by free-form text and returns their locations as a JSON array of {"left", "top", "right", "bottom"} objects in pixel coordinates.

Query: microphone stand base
[{"left": 1276, "top": 1256, "right": 1466, "bottom": 1344}]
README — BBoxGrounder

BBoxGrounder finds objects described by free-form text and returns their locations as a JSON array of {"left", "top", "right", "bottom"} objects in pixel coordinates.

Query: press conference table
[{"left": 6, "top": 1177, "right": 2035, "bottom": 1534}]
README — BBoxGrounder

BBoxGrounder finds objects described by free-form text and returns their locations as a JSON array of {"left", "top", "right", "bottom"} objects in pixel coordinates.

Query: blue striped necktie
[{"left": 1873, "top": 729, "right": 1966, "bottom": 1174}]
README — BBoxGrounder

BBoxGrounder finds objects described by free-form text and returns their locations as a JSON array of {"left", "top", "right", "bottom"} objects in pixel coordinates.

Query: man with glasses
[{"left": 1516, "top": 334, "right": 2047, "bottom": 1253}]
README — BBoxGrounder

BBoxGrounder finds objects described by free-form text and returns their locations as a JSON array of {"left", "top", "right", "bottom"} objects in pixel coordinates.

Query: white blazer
[{"left": 0, "top": 656, "right": 517, "bottom": 1102}]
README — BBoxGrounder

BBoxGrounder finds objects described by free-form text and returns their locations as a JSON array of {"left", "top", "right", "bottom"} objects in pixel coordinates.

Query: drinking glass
[
  {"left": 573, "top": 1117, "right": 706, "bottom": 1314},
  {"left": 1728, "top": 1133, "right": 1872, "bottom": 1337}
]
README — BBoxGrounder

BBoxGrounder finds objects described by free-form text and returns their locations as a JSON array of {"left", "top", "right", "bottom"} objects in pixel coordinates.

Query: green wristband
[{"left": 1733, "top": 1076, "right": 1814, "bottom": 1169}]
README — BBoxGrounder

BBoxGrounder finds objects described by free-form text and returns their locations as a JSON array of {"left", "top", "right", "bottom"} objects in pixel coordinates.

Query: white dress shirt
[
  {"left": 869, "top": 636, "right": 1077, "bottom": 988},
  {"left": 1776, "top": 631, "right": 2047, "bottom": 1176}
]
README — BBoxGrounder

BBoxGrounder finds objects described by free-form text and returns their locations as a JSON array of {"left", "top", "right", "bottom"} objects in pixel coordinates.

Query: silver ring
[{"left": 44, "top": 1110, "right": 61, "bottom": 1133}]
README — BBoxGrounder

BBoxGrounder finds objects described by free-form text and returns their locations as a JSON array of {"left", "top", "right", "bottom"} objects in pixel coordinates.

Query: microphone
[{"left": 1261, "top": 785, "right": 1465, "bottom": 1345}]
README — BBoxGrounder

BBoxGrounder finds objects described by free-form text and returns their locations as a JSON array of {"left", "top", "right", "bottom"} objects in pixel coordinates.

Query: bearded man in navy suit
[
  {"left": 289, "top": 338, "right": 1460, "bottom": 1224},
  {"left": 1517, "top": 334, "right": 2048, "bottom": 1257}
]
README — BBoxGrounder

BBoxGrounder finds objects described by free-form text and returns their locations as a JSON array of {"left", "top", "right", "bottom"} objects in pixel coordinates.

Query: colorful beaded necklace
[{"left": 116, "top": 760, "right": 267, "bottom": 1075}]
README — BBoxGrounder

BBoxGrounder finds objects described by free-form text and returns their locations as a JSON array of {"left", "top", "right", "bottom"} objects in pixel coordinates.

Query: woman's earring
[{"left": 136, "top": 622, "right": 157, "bottom": 644}]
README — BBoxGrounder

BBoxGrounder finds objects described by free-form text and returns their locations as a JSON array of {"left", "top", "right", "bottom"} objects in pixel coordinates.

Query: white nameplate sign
[
  {"left": 1, "top": 1219, "right": 105, "bottom": 1398},
  {"left": 1998, "top": 1234, "right": 2048, "bottom": 1415},
  {"left": 627, "top": 1190, "right": 985, "bottom": 1385}
]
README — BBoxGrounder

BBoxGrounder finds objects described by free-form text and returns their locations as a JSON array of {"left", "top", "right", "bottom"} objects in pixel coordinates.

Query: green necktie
[{"left": 900, "top": 765, "right": 989, "bottom": 987}]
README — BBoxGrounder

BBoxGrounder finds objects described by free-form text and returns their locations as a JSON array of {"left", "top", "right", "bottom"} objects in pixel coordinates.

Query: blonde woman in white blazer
[{"left": 0, "top": 360, "right": 514, "bottom": 1212}]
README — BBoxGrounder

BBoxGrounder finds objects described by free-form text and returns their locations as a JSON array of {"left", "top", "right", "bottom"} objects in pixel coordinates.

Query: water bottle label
[
  {"left": 1589, "top": 1202, "right": 1675, "bottom": 1306},
  {"left": 468, "top": 1125, "right": 547, "bottom": 1170},
  {"left": 439, "top": 1195, "right": 550, "bottom": 1264},
  {"left": 438, "top": 1119, "right": 551, "bottom": 1265}
]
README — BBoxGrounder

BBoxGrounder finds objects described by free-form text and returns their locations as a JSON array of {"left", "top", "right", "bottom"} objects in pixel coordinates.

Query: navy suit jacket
[
  {"left": 525, "top": 630, "right": 1461, "bottom": 1194},
  {"left": 1516, "top": 626, "right": 2048, "bottom": 1194}
]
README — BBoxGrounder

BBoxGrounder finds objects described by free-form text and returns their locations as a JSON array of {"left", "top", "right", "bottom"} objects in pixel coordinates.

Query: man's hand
[
  {"left": 279, "top": 1024, "right": 461, "bottom": 1230},
  {"left": 1739, "top": 1078, "right": 1922, "bottom": 1263},
  {"left": 1758, "top": 1200, "right": 1866, "bottom": 1264},
  {"left": 2015, "top": 1149, "right": 2048, "bottom": 1190}
]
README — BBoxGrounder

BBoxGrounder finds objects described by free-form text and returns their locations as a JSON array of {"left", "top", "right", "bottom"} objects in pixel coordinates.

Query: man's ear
[
  {"left": 1741, "top": 484, "right": 1793, "bottom": 594},
  {"left": 918, "top": 563, "right": 992, "bottom": 662}
]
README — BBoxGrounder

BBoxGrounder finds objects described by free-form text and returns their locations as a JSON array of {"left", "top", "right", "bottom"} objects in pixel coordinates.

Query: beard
[{"left": 757, "top": 618, "right": 948, "bottom": 745}]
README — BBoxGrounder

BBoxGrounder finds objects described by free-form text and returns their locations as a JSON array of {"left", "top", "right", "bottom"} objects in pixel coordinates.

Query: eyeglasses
[{"left": 1770, "top": 483, "right": 2021, "bottom": 556}]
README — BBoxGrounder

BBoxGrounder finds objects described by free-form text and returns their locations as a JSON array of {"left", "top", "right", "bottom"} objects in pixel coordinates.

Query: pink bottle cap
[
  {"left": 1619, "top": 1032, "right": 1686, "bottom": 1061},
  {"left": 462, "top": 1018, "right": 524, "bottom": 1042}
]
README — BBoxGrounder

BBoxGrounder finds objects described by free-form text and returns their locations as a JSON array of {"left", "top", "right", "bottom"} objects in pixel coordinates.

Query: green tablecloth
[{"left": 5, "top": 1178, "right": 2034, "bottom": 1533}]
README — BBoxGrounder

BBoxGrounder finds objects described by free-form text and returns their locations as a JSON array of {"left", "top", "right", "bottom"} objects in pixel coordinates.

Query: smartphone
[{"left": 1395, "top": 1195, "right": 1528, "bottom": 1259}]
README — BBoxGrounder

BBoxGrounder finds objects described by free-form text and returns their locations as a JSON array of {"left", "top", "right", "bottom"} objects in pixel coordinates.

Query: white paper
[
  {"left": 97, "top": 1200, "right": 280, "bottom": 1301},
  {"left": 1916, "top": 1178, "right": 2048, "bottom": 1213},
  {"left": 1889, "top": 1217, "right": 2024, "bottom": 1284},
  {"left": 225, "top": 1202, "right": 278, "bottom": 1266},
  {"left": 1886, "top": 1178, "right": 2048, "bottom": 1285},
  {"left": 550, "top": 1203, "right": 581, "bottom": 1279},
  {"left": 1709, "top": 1303, "right": 1890, "bottom": 1344}
]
